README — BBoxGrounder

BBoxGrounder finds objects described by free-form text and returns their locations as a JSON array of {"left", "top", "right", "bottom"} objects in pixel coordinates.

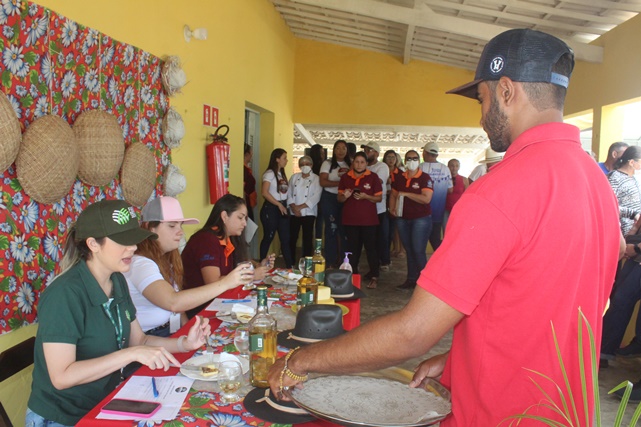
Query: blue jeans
[
  {"left": 320, "top": 190, "right": 345, "bottom": 267},
  {"left": 260, "top": 201, "right": 293, "bottom": 267},
  {"left": 396, "top": 215, "right": 432, "bottom": 283},
  {"left": 25, "top": 408, "right": 72, "bottom": 427},
  {"left": 601, "top": 260, "right": 641, "bottom": 356}
]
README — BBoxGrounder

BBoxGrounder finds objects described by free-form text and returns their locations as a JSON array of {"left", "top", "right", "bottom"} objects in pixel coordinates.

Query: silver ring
[{"left": 282, "top": 386, "right": 290, "bottom": 391}]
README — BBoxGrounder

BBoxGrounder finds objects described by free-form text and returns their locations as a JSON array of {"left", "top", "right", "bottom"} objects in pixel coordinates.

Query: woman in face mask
[
  {"left": 338, "top": 151, "right": 383, "bottom": 288},
  {"left": 288, "top": 155, "right": 323, "bottom": 259},
  {"left": 389, "top": 150, "right": 434, "bottom": 291}
]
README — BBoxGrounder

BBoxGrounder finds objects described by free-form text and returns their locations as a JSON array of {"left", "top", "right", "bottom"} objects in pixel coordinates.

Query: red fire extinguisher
[{"left": 206, "top": 124, "right": 230, "bottom": 204}]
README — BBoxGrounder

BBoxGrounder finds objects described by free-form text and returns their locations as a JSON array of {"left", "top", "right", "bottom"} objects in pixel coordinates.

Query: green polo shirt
[{"left": 27, "top": 260, "right": 137, "bottom": 426}]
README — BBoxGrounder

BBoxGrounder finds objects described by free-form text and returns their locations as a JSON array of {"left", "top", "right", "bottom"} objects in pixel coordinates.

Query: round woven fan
[
  {"left": 121, "top": 142, "right": 156, "bottom": 206},
  {"left": 74, "top": 110, "right": 124, "bottom": 186},
  {"left": 0, "top": 91, "right": 22, "bottom": 172},
  {"left": 16, "top": 115, "right": 78, "bottom": 204}
]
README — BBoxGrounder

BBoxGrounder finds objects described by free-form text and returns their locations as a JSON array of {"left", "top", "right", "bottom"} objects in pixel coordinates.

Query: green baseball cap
[{"left": 76, "top": 199, "right": 158, "bottom": 245}]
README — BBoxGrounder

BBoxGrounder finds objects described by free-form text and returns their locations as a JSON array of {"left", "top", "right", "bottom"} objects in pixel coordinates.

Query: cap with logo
[
  {"left": 361, "top": 141, "right": 381, "bottom": 154},
  {"left": 447, "top": 28, "right": 575, "bottom": 99},
  {"left": 423, "top": 142, "right": 440, "bottom": 156},
  {"left": 76, "top": 199, "right": 157, "bottom": 246},
  {"left": 141, "top": 196, "right": 199, "bottom": 224}
]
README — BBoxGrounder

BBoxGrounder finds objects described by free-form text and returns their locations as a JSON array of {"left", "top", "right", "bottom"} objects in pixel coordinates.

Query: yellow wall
[
  {"left": 565, "top": 13, "right": 641, "bottom": 154},
  {"left": 293, "top": 38, "right": 480, "bottom": 127},
  {"left": 1, "top": 1, "right": 296, "bottom": 425}
]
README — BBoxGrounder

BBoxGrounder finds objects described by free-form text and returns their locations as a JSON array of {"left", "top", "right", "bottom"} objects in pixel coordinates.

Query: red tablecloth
[{"left": 77, "top": 275, "right": 361, "bottom": 427}]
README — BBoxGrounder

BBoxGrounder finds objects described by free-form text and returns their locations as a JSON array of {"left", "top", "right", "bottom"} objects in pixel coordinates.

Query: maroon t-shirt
[
  {"left": 181, "top": 229, "right": 237, "bottom": 316},
  {"left": 338, "top": 170, "right": 382, "bottom": 226},
  {"left": 392, "top": 169, "right": 433, "bottom": 219}
]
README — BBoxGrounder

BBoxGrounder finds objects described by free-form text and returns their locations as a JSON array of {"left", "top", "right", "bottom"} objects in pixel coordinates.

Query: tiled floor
[{"left": 356, "top": 251, "right": 641, "bottom": 425}]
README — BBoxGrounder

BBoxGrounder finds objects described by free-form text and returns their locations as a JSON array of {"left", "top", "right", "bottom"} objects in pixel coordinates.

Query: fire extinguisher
[{"left": 206, "top": 124, "right": 230, "bottom": 204}]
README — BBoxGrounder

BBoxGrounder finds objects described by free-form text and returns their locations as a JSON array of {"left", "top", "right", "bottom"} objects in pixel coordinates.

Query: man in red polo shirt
[{"left": 268, "top": 29, "right": 623, "bottom": 426}]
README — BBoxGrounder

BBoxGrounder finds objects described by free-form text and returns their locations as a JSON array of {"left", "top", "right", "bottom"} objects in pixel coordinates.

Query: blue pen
[
  {"left": 151, "top": 377, "right": 159, "bottom": 398},
  {"left": 222, "top": 299, "right": 251, "bottom": 304}
]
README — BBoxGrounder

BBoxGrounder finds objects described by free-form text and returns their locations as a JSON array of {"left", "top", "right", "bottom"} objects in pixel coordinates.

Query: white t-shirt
[
  {"left": 368, "top": 161, "right": 389, "bottom": 214},
  {"left": 124, "top": 255, "right": 178, "bottom": 332},
  {"left": 262, "top": 169, "right": 288, "bottom": 202},
  {"left": 419, "top": 161, "right": 453, "bottom": 221},
  {"left": 469, "top": 164, "right": 488, "bottom": 182},
  {"left": 319, "top": 159, "right": 349, "bottom": 194},
  {"left": 287, "top": 172, "right": 323, "bottom": 216}
]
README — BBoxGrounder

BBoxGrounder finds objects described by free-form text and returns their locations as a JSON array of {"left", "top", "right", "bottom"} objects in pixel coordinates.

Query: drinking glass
[
  {"left": 237, "top": 261, "right": 254, "bottom": 285},
  {"left": 298, "top": 257, "right": 306, "bottom": 275},
  {"left": 218, "top": 360, "right": 243, "bottom": 403},
  {"left": 234, "top": 325, "right": 250, "bottom": 358}
]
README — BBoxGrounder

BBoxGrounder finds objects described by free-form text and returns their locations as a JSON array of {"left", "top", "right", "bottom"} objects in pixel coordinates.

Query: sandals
[{"left": 367, "top": 277, "right": 378, "bottom": 289}]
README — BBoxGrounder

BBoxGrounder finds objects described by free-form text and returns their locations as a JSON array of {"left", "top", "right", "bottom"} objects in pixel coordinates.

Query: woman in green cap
[{"left": 26, "top": 199, "right": 211, "bottom": 427}]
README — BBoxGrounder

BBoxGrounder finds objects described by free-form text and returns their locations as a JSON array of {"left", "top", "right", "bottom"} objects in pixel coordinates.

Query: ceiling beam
[
  {"left": 560, "top": 0, "right": 641, "bottom": 13},
  {"left": 477, "top": 0, "right": 626, "bottom": 25},
  {"left": 288, "top": 0, "right": 603, "bottom": 63},
  {"left": 294, "top": 123, "right": 316, "bottom": 146},
  {"left": 403, "top": 24, "right": 415, "bottom": 64},
  {"left": 423, "top": 0, "right": 608, "bottom": 35}
]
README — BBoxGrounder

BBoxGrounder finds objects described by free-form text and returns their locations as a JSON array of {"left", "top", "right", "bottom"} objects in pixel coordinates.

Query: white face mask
[
  {"left": 406, "top": 160, "right": 419, "bottom": 171},
  {"left": 300, "top": 165, "right": 312, "bottom": 175}
]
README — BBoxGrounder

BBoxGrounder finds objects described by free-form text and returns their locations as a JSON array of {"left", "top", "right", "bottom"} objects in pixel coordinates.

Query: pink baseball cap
[{"left": 141, "top": 196, "right": 200, "bottom": 225}]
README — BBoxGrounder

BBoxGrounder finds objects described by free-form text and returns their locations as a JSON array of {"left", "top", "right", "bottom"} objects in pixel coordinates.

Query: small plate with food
[{"left": 180, "top": 353, "right": 249, "bottom": 381}]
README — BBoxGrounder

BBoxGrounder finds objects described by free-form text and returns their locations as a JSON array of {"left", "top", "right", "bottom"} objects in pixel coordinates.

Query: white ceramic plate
[
  {"left": 215, "top": 311, "right": 254, "bottom": 324},
  {"left": 180, "top": 353, "right": 249, "bottom": 381}
]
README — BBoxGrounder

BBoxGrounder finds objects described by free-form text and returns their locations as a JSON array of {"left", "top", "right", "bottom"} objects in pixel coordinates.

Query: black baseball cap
[
  {"left": 447, "top": 29, "right": 575, "bottom": 99},
  {"left": 76, "top": 199, "right": 157, "bottom": 245}
]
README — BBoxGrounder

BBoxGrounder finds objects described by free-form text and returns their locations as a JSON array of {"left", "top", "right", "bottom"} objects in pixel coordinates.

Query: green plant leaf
[
  {"left": 32, "top": 277, "right": 43, "bottom": 291},
  {"left": 52, "top": 91, "right": 62, "bottom": 105},
  {"left": 15, "top": 262, "right": 23, "bottom": 277},
  {"left": 46, "top": 218, "right": 57, "bottom": 231},
  {"left": 187, "top": 407, "right": 211, "bottom": 419},
  {"left": 20, "top": 94, "right": 33, "bottom": 108},
  {"left": 45, "top": 259, "right": 56, "bottom": 272},
  {"left": 0, "top": 276, "right": 10, "bottom": 291},
  {"left": 0, "top": 235, "right": 8, "bottom": 250},
  {"left": 82, "top": 91, "right": 89, "bottom": 104},
  {"left": 8, "top": 318, "right": 22, "bottom": 330},
  {"left": 24, "top": 51, "right": 37, "bottom": 66},
  {"left": 10, "top": 178, "right": 21, "bottom": 191},
  {"left": 27, "top": 236, "right": 40, "bottom": 250},
  {"left": 2, "top": 70, "right": 12, "bottom": 88},
  {"left": 162, "top": 421, "right": 184, "bottom": 427},
  {"left": 0, "top": 38, "right": 5, "bottom": 51},
  {"left": 30, "top": 70, "right": 39, "bottom": 85},
  {"left": 77, "top": 64, "right": 86, "bottom": 76}
]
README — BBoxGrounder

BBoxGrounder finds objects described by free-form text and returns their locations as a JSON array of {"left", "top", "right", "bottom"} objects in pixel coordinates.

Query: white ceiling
[{"left": 270, "top": 0, "right": 641, "bottom": 162}]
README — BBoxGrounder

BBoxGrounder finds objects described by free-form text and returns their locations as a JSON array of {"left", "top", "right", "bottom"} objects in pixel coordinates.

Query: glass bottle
[
  {"left": 312, "top": 238, "right": 326, "bottom": 284},
  {"left": 297, "top": 256, "right": 318, "bottom": 308},
  {"left": 249, "top": 286, "right": 278, "bottom": 387}
]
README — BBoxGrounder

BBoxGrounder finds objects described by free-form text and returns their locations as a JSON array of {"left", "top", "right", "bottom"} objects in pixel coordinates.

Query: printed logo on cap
[
  {"left": 490, "top": 56, "right": 504, "bottom": 74},
  {"left": 112, "top": 207, "right": 135, "bottom": 225}
]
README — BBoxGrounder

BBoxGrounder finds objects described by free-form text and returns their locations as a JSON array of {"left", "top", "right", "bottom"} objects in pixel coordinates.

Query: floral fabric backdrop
[{"left": 0, "top": 1, "right": 170, "bottom": 334}]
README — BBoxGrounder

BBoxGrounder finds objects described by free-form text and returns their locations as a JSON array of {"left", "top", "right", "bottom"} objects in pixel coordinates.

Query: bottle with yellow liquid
[
  {"left": 312, "top": 238, "right": 326, "bottom": 285},
  {"left": 249, "top": 286, "right": 277, "bottom": 387},
  {"left": 297, "top": 256, "right": 318, "bottom": 308}
]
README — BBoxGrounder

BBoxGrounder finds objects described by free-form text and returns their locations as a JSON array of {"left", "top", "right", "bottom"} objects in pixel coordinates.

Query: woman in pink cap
[{"left": 124, "top": 196, "right": 254, "bottom": 339}]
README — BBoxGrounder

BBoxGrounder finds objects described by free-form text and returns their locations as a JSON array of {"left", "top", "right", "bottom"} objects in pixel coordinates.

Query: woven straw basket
[
  {"left": 161, "top": 56, "right": 186, "bottom": 96},
  {"left": 121, "top": 142, "right": 156, "bottom": 206},
  {"left": 16, "top": 115, "right": 78, "bottom": 204},
  {"left": 161, "top": 107, "right": 184, "bottom": 149},
  {"left": 164, "top": 163, "right": 186, "bottom": 196},
  {"left": 0, "top": 91, "right": 22, "bottom": 172},
  {"left": 74, "top": 110, "right": 124, "bottom": 186}
]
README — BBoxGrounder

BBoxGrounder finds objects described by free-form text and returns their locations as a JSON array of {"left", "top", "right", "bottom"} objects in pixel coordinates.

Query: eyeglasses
[{"left": 406, "top": 157, "right": 420, "bottom": 161}]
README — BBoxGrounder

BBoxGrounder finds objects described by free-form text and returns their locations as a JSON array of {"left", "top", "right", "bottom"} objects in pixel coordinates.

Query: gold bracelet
[{"left": 283, "top": 347, "right": 309, "bottom": 382}]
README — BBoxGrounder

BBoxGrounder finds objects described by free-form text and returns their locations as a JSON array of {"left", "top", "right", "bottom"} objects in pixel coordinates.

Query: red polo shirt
[
  {"left": 338, "top": 169, "right": 382, "bottom": 226},
  {"left": 419, "top": 123, "right": 620, "bottom": 426}
]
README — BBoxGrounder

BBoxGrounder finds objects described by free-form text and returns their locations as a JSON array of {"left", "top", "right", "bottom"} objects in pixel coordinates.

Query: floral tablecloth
[{"left": 77, "top": 275, "right": 362, "bottom": 427}]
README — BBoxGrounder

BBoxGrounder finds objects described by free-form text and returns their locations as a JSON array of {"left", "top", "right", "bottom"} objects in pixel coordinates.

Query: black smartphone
[
  {"left": 101, "top": 398, "right": 162, "bottom": 417},
  {"left": 353, "top": 188, "right": 361, "bottom": 194}
]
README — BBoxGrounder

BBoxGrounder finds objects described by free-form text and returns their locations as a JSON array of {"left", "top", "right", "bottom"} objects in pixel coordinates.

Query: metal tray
[{"left": 289, "top": 367, "right": 451, "bottom": 427}]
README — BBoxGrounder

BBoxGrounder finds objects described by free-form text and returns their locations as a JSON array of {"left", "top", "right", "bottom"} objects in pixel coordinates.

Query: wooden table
[{"left": 77, "top": 275, "right": 361, "bottom": 427}]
